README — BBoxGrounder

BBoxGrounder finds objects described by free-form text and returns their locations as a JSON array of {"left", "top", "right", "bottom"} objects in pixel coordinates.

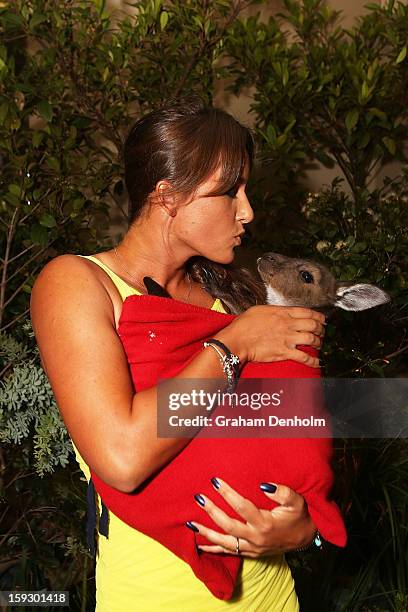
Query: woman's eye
[
  {"left": 224, "top": 186, "right": 239, "bottom": 198},
  {"left": 300, "top": 270, "right": 314, "bottom": 283}
]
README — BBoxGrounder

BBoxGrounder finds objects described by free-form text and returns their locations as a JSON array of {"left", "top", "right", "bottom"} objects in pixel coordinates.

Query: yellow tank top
[{"left": 73, "top": 254, "right": 299, "bottom": 612}]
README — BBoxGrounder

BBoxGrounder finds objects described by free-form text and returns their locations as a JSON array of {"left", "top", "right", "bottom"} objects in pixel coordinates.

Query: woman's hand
[
  {"left": 216, "top": 305, "right": 326, "bottom": 368},
  {"left": 188, "top": 478, "right": 317, "bottom": 557}
]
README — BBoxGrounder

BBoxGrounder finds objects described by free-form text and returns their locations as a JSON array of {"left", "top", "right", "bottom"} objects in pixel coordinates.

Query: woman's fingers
[
  {"left": 207, "top": 478, "right": 263, "bottom": 526},
  {"left": 192, "top": 492, "right": 250, "bottom": 539},
  {"left": 187, "top": 481, "right": 313, "bottom": 557},
  {"left": 189, "top": 519, "right": 254, "bottom": 555},
  {"left": 288, "top": 316, "right": 325, "bottom": 337},
  {"left": 286, "top": 348, "right": 320, "bottom": 367},
  {"left": 197, "top": 542, "right": 263, "bottom": 559},
  {"left": 260, "top": 482, "right": 304, "bottom": 512},
  {"left": 287, "top": 332, "right": 322, "bottom": 349},
  {"left": 287, "top": 307, "right": 326, "bottom": 326}
]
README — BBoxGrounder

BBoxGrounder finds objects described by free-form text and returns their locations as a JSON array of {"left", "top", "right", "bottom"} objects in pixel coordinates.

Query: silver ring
[{"left": 235, "top": 537, "right": 241, "bottom": 555}]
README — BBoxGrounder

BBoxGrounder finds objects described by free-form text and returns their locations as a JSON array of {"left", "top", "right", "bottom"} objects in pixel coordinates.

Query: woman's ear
[{"left": 155, "top": 180, "right": 177, "bottom": 217}]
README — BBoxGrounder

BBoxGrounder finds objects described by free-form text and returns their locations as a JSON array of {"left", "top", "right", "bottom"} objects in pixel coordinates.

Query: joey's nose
[{"left": 261, "top": 253, "right": 278, "bottom": 262}]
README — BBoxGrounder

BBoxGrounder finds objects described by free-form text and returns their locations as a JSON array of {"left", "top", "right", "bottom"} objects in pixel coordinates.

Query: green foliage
[
  {"left": 295, "top": 176, "right": 407, "bottom": 378},
  {"left": 0, "top": 1, "right": 407, "bottom": 610},
  {"left": 0, "top": 321, "right": 92, "bottom": 610},
  {"left": 282, "top": 440, "right": 408, "bottom": 611},
  {"left": 227, "top": 0, "right": 408, "bottom": 379},
  {"left": 0, "top": 321, "right": 72, "bottom": 476},
  {"left": 226, "top": 0, "right": 408, "bottom": 197},
  {"left": 0, "top": 0, "right": 251, "bottom": 333}
]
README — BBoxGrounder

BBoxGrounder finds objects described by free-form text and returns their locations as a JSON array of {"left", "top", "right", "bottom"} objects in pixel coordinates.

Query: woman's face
[{"left": 173, "top": 159, "right": 254, "bottom": 264}]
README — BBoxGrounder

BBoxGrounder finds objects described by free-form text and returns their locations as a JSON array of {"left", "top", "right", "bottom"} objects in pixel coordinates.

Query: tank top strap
[{"left": 77, "top": 254, "right": 141, "bottom": 302}]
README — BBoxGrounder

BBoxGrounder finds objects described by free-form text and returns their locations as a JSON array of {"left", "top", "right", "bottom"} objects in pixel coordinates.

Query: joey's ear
[
  {"left": 155, "top": 180, "right": 178, "bottom": 217},
  {"left": 335, "top": 283, "right": 390, "bottom": 311}
]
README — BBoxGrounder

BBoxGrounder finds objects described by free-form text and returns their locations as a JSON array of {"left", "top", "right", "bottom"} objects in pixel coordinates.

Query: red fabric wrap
[{"left": 90, "top": 296, "right": 347, "bottom": 600}]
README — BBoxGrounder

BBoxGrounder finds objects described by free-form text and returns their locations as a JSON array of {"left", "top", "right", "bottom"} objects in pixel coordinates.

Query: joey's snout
[{"left": 257, "top": 252, "right": 288, "bottom": 282}]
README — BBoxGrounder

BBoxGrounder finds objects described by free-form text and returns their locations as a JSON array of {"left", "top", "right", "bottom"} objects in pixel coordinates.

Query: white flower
[{"left": 316, "top": 240, "right": 331, "bottom": 253}]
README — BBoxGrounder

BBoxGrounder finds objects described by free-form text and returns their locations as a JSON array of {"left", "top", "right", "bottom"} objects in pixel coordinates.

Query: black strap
[
  {"left": 143, "top": 276, "right": 171, "bottom": 298},
  {"left": 86, "top": 478, "right": 109, "bottom": 556},
  {"left": 99, "top": 498, "right": 109, "bottom": 537}
]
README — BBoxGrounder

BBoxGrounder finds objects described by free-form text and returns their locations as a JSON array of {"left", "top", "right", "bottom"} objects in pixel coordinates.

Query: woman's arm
[
  {"left": 31, "top": 255, "right": 232, "bottom": 492},
  {"left": 31, "top": 255, "right": 325, "bottom": 493}
]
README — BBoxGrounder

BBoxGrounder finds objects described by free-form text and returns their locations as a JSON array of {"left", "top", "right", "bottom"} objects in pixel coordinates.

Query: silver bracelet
[{"left": 203, "top": 341, "right": 239, "bottom": 393}]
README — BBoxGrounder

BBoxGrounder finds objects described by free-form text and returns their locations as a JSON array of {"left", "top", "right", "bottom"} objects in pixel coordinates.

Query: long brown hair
[{"left": 123, "top": 97, "right": 266, "bottom": 313}]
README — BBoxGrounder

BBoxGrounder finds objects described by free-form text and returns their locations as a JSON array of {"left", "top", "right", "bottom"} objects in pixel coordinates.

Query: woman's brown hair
[{"left": 123, "top": 97, "right": 266, "bottom": 314}]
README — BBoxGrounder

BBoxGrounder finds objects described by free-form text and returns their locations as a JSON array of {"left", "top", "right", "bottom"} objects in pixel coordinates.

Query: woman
[{"left": 30, "top": 98, "right": 325, "bottom": 611}]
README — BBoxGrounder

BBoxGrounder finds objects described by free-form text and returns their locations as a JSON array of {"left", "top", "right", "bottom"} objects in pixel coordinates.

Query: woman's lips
[{"left": 234, "top": 232, "right": 245, "bottom": 245}]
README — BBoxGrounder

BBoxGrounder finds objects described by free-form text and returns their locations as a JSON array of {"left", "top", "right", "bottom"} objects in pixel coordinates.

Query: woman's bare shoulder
[
  {"left": 34, "top": 253, "right": 102, "bottom": 287},
  {"left": 32, "top": 254, "right": 112, "bottom": 307}
]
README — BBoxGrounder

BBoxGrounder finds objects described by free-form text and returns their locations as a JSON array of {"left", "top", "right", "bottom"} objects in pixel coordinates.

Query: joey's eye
[{"left": 300, "top": 270, "right": 314, "bottom": 283}]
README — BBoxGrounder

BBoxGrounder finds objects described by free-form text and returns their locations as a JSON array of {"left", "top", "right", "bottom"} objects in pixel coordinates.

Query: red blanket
[{"left": 91, "top": 296, "right": 347, "bottom": 600}]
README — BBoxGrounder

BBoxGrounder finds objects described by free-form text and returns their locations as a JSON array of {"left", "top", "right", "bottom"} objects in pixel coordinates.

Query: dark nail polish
[
  {"left": 211, "top": 477, "right": 220, "bottom": 490},
  {"left": 185, "top": 521, "right": 199, "bottom": 532},
  {"left": 260, "top": 482, "right": 277, "bottom": 493},
  {"left": 194, "top": 493, "right": 205, "bottom": 507}
]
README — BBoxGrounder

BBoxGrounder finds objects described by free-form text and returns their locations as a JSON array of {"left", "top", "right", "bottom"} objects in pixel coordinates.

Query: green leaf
[
  {"left": 153, "top": 0, "right": 162, "bottom": 18},
  {"left": 39, "top": 213, "right": 57, "bottom": 228},
  {"left": 266, "top": 123, "right": 277, "bottom": 145},
  {"left": 351, "top": 241, "right": 367, "bottom": 253},
  {"left": 72, "top": 197, "right": 85, "bottom": 211},
  {"left": 276, "top": 133, "right": 287, "bottom": 147},
  {"left": 314, "top": 150, "right": 334, "bottom": 166},
  {"left": 8, "top": 184, "right": 21, "bottom": 196},
  {"left": 0, "top": 101, "right": 8, "bottom": 124},
  {"left": 382, "top": 136, "right": 396, "bottom": 155},
  {"left": 37, "top": 101, "right": 53, "bottom": 123},
  {"left": 361, "top": 81, "right": 369, "bottom": 101},
  {"left": 345, "top": 109, "right": 359, "bottom": 133},
  {"left": 32, "top": 131, "right": 44, "bottom": 148},
  {"left": 46, "top": 156, "right": 60, "bottom": 171},
  {"left": 72, "top": 115, "right": 92, "bottom": 129},
  {"left": 160, "top": 11, "right": 169, "bottom": 30},
  {"left": 396, "top": 46, "right": 407, "bottom": 64},
  {"left": 368, "top": 362, "right": 385, "bottom": 377},
  {"left": 368, "top": 107, "right": 387, "bottom": 123},
  {"left": 282, "top": 64, "right": 289, "bottom": 87},
  {"left": 30, "top": 224, "right": 49, "bottom": 247},
  {"left": 30, "top": 12, "right": 48, "bottom": 29},
  {"left": 358, "top": 132, "right": 370, "bottom": 149},
  {"left": 284, "top": 118, "right": 296, "bottom": 134}
]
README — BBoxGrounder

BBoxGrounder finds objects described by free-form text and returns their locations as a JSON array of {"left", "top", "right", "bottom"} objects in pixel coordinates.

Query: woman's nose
[{"left": 237, "top": 194, "right": 254, "bottom": 224}]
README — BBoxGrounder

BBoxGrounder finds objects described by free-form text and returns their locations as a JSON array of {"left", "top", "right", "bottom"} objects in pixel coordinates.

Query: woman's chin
[
  {"left": 213, "top": 251, "right": 236, "bottom": 265},
  {"left": 197, "top": 247, "right": 236, "bottom": 265}
]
